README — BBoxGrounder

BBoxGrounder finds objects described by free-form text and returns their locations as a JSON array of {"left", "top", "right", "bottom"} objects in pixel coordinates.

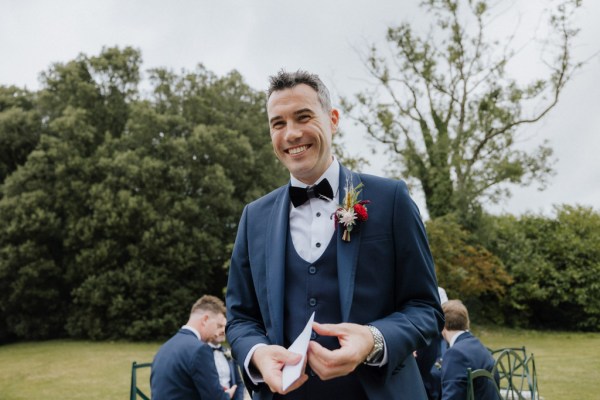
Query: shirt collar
[
  {"left": 181, "top": 325, "right": 201, "bottom": 341},
  {"left": 449, "top": 330, "right": 467, "bottom": 348},
  {"left": 289, "top": 157, "right": 339, "bottom": 198}
]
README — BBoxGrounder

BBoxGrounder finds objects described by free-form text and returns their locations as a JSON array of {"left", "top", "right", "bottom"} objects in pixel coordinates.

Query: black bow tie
[
  {"left": 289, "top": 178, "right": 334, "bottom": 208},
  {"left": 213, "top": 345, "right": 224, "bottom": 352}
]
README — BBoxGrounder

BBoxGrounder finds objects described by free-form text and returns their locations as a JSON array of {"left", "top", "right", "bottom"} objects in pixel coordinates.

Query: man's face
[
  {"left": 267, "top": 84, "right": 339, "bottom": 185},
  {"left": 201, "top": 312, "right": 226, "bottom": 344}
]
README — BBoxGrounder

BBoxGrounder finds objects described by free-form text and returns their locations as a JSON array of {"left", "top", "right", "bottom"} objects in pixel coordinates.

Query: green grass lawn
[
  {"left": 0, "top": 340, "right": 161, "bottom": 400},
  {"left": 474, "top": 326, "right": 600, "bottom": 400},
  {"left": 0, "top": 327, "right": 598, "bottom": 399}
]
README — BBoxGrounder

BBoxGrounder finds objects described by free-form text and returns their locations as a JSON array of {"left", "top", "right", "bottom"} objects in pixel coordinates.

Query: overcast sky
[{"left": 1, "top": 0, "right": 598, "bottom": 217}]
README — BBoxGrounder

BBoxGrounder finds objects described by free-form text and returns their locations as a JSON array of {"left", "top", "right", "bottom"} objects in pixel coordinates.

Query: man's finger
[{"left": 312, "top": 321, "right": 345, "bottom": 336}]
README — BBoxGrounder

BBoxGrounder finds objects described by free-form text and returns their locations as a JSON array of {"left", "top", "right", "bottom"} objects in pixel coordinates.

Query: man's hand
[
  {"left": 307, "top": 322, "right": 374, "bottom": 380},
  {"left": 251, "top": 345, "right": 308, "bottom": 394},
  {"left": 225, "top": 384, "right": 237, "bottom": 398}
]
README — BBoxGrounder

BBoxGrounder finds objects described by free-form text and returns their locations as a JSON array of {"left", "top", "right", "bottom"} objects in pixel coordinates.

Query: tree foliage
[
  {"left": 343, "top": 0, "right": 584, "bottom": 224},
  {"left": 426, "top": 214, "right": 512, "bottom": 321},
  {"left": 0, "top": 47, "right": 287, "bottom": 341},
  {"left": 483, "top": 205, "right": 600, "bottom": 331},
  {"left": 0, "top": 86, "right": 41, "bottom": 185}
]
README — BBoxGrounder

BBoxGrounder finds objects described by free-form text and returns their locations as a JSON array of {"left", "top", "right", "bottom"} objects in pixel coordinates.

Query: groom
[{"left": 226, "top": 70, "right": 444, "bottom": 400}]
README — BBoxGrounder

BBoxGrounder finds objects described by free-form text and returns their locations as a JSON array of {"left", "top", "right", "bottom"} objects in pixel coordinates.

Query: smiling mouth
[{"left": 287, "top": 145, "right": 310, "bottom": 155}]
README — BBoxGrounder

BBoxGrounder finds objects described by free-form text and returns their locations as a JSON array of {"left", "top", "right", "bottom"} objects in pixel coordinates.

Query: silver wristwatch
[{"left": 365, "top": 325, "right": 384, "bottom": 363}]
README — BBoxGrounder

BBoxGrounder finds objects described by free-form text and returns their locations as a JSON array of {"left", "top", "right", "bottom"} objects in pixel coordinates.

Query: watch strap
[{"left": 365, "top": 325, "right": 384, "bottom": 363}]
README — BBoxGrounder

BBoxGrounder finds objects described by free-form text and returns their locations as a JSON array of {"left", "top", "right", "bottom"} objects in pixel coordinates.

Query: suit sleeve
[
  {"left": 191, "top": 345, "right": 230, "bottom": 400},
  {"left": 225, "top": 205, "right": 270, "bottom": 392},
  {"left": 368, "top": 180, "right": 445, "bottom": 380}
]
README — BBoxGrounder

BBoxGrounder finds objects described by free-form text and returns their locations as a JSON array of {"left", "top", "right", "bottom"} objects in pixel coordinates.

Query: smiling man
[
  {"left": 268, "top": 82, "right": 338, "bottom": 185},
  {"left": 226, "top": 70, "right": 444, "bottom": 400}
]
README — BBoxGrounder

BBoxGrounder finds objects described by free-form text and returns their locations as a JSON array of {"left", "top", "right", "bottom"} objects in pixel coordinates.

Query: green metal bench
[
  {"left": 466, "top": 368, "right": 503, "bottom": 400},
  {"left": 130, "top": 361, "right": 152, "bottom": 400},
  {"left": 490, "top": 347, "right": 541, "bottom": 400}
]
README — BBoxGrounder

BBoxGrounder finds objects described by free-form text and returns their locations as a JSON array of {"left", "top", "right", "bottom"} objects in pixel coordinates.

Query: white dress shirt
[
  {"left": 209, "top": 343, "right": 232, "bottom": 389},
  {"left": 289, "top": 158, "right": 339, "bottom": 262}
]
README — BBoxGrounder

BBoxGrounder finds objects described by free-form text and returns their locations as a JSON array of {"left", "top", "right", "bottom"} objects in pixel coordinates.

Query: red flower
[
  {"left": 354, "top": 203, "right": 368, "bottom": 221},
  {"left": 337, "top": 180, "right": 371, "bottom": 242}
]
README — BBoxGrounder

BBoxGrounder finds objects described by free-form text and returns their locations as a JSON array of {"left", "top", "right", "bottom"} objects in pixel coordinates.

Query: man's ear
[
  {"left": 200, "top": 313, "right": 209, "bottom": 326},
  {"left": 330, "top": 108, "right": 340, "bottom": 134}
]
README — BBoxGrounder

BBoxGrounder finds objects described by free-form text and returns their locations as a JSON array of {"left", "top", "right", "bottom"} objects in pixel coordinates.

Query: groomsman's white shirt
[{"left": 289, "top": 157, "right": 339, "bottom": 262}]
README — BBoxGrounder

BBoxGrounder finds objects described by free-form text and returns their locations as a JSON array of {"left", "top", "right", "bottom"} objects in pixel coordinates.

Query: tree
[
  {"left": 0, "top": 44, "right": 139, "bottom": 340},
  {"left": 0, "top": 47, "right": 287, "bottom": 341},
  {"left": 342, "top": 0, "right": 584, "bottom": 224},
  {"left": 0, "top": 108, "right": 94, "bottom": 341},
  {"left": 0, "top": 86, "right": 41, "bottom": 185},
  {"left": 483, "top": 205, "right": 600, "bottom": 331},
  {"left": 426, "top": 215, "right": 512, "bottom": 321}
]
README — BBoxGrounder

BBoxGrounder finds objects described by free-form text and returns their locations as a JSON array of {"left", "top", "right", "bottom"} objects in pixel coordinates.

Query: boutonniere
[
  {"left": 223, "top": 348, "right": 232, "bottom": 360},
  {"left": 335, "top": 179, "right": 370, "bottom": 242}
]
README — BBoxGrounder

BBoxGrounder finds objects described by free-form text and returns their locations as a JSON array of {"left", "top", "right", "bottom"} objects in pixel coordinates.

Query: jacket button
[
  {"left": 309, "top": 298, "right": 317, "bottom": 307},
  {"left": 308, "top": 265, "right": 317, "bottom": 274}
]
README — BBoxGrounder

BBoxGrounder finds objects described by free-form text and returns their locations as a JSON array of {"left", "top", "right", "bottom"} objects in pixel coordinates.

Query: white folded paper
[{"left": 281, "top": 312, "right": 315, "bottom": 391}]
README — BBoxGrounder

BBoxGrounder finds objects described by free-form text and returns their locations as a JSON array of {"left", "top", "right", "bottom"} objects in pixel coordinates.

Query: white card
[{"left": 281, "top": 312, "right": 315, "bottom": 391}]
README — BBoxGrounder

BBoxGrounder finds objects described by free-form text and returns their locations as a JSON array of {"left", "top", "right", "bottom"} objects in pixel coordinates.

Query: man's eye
[
  {"left": 272, "top": 122, "right": 284, "bottom": 129},
  {"left": 298, "top": 115, "right": 311, "bottom": 121}
]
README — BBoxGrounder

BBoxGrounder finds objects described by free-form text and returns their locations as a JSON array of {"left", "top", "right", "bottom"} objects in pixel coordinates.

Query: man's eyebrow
[
  {"left": 294, "top": 108, "right": 315, "bottom": 116},
  {"left": 269, "top": 108, "right": 316, "bottom": 125}
]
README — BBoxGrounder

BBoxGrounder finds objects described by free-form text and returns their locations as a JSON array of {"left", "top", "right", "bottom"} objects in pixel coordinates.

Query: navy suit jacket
[
  {"left": 441, "top": 332, "right": 498, "bottom": 400},
  {"left": 226, "top": 165, "right": 444, "bottom": 400},
  {"left": 151, "top": 329, "right": 231, "bottom": 400}
]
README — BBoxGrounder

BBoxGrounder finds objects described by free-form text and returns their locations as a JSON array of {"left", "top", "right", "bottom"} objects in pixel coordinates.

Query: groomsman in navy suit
[
  {"left": 151, "top": 295, "right": 238, "bottom": 400},
  {"left": 440, "top": 300, "right": 498, "bottom": 400},
  {"left": 225, "top": 70, "right": 444, "bottom": 400}
]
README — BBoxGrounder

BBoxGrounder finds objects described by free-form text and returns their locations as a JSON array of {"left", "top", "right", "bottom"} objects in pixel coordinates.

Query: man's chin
[{"left": 288, "top": 165, "right": 319, "bottom": 183}]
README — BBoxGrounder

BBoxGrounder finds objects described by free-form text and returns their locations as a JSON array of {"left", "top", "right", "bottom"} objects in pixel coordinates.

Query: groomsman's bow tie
[
  {"left": 212, "top": 345, "right": 224, "bottom": 352},
  {"left": 289, "top": 178, "right": 334, "bottom": 208}
]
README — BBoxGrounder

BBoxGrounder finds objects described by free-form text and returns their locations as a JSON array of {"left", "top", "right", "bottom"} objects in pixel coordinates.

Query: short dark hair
[
  {"left": 442, "top": 299, "right": 470, "bottom": 331},
  {"left": 190, "top": 295, "right": 226, "bottom": 316},
  {"left": 267, "top": 69, "right": 332, "bottom": 111}
]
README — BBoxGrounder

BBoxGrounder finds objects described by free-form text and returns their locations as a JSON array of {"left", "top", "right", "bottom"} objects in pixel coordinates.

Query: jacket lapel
[
  {"left": 265, "top": 186, "right": 289, "bottom": 345},
  {"left": 337, "top": 166, "right": 362, "bottom": 322},
  {"left": 228, "top": 358, "right": 236, "bottom": 384}
]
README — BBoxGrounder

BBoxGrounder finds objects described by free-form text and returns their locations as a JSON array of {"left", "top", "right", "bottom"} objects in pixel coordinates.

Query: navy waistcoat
[{"left": 276, "top": 229, "right": 367, "bottom": 400}]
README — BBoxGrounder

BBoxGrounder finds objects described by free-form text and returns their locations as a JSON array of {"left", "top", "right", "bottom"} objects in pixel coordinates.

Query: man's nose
[{"left": 284, "top": 121, "right": 302, "bottom": 141}]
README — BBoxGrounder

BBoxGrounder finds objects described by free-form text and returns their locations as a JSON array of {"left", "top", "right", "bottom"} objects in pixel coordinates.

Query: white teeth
[{"left": 288, "top": 145, "right": 308, "bottom": 155}]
